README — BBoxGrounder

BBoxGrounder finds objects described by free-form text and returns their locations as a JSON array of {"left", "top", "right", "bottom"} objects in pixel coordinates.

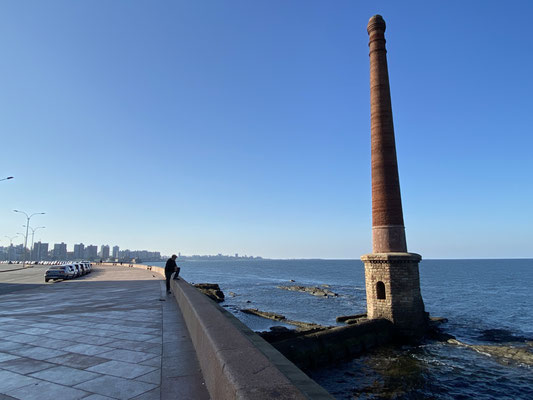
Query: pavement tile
[
  {"left": 11, "top": 327, "right": 52, "bottom": 336},
  {"left": 0, "top": 370, "right": 40, "bottom": 393},
  {"left": 1, "top": 324, "right": 30, "bottom": 331},
  {"left": 105, "top": 340, "right": 161, "bottom": 355},
  {"left": 162, "top": 340, "right": 195, "bottom": 357},
  {"left": 136, "top": 343, "right": 162, "bottom": 355},
  {"left": 0, "top": 353, "right": 19, "bottom": 363},
  {"left": 135, "top": 369, "right": 161, "bottom": 385},
  {"left": 71, "top": 336, "right": 116, "bottom": 346},
  {"left": 45, "top": 353, "right": 110, "bottom": 369},
  {"left": 74, "top": 375, "right": 157, "bottom": 400},
  {"left": 32, "top": 337, "right": 73, "bottom": 350},
  {"left": 5, "top": 334, "right": 39, "bottom": 344},
  {"left": 124, "top": 322, "right": 161, "bottom": 330},
  {"left": 84, "top": 329, "right": 123, "bottom": 338},
  {"left": 45, "top": 331, "right": 75, "bottom": 340},
  {"left": 160, "top": 375, "right": 209, "bottom": 400},
  {"left": 30, "top": 365, "right": 100, "bottom": 385},
  {"left": 131, "top": 387, "right": 160, "bottom": 400},
  {"left": 58, "top": 321, "right": 94, "bottom": 328},
  {"left": 62, "top": 344, "right": 114, "bottom": 356},
  {"left": 56, "top": 325, "right": 88, "bottom": 334},
  {"left": 29, "top": 323, "right": 60, "bottom": 329},
  {"left": 139, "top": 356, "right": 161, "bottom": 368},
  {"left": 161, "top": 353, "right": 201, "bottom": 378},
  {"left": 0, "top": 318, "right": 18, "bottom": 323},
  {"left": 96, "top": 349, "right": 155, "bottom": 364},
  {"left": 82, "top": 395, "right": 115, "bottom": 400},
  {"left": 123, "top": 327, "right": 161, "bottom": 335},
  {"left": 0, "top": 358, "right": 55, "bottom": 375},
  {"left": 0, "top": 393, "right": 18, "bottom": 399},
  {"left": 116, "top": 333, "right": 158, "bottom": 342},
  {"left": 87, "top": 360, "right": 157, "bottom": 379},
  {"left": 6, "top": 380, "right": 89, "bottom": 400},
  {"left": 7, "top": 346, "right": 66, "bottom": 361},
  {"left": 0, "top": 342, "right": 24, "bottom": 352}
]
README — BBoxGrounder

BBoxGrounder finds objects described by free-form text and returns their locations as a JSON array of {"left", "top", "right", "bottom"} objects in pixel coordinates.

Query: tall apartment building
[
  {"left": 74, "top": 243, "right": 85, "bottom": 259},
  {"left": 32, "top": 242, "right": 49, "bottom": 261},
  {"left": 112, "top": 246, "right": 119, "bottom": 260},
  {"left": 100, "top": 245, "right": 110, "bottom": 260},
  {"left": 12, "top": 244, "right": 24, "bottom": 261},
  {"left": 53, "top": 242, "right": 67, "bottom": 260},
  {"left": 85, "top": 245, "right": 98, "bottom": 260}
]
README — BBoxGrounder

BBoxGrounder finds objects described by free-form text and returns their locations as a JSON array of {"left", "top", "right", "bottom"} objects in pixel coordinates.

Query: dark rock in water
[
  {"left": 270, "top": 326, "right": 292, "bottom": 333},
  {"left": 336, "top": 313, "right": 367, "bottom": 323},
  {"left": 246, "top": 300, "right": 251, "bottom": 303},
  {"left": 289, "top": 279, "right": 295, "bottom": 282},
  {"left": 448, "top": 338, "right": 533, "bottom": 366},
  {"left": 241, "top": 308, "right": 286, "bottom": 321},
  {"left": 193, "top": 283, "right": 225, "bottom": 303},
  {"left": 426, "top": 317, "right": 455, "bottom": 342},
  {"left": 476, "top": 328, "right": 532, "bottom": 343},
  {"left": 278, "top": 285, "right": 338, "bottom": 297},
  {"left": 259, "top": 326, "right": 321, "bottom": 343},
  {"left": 241, "top": 308, "right": 326, "bottom": 330},
  {"left": 345, "top": 319, "right": 362, "bottom": 325},
  {"left": 228, "top": 291, "right": 237, "bottom": 297}
]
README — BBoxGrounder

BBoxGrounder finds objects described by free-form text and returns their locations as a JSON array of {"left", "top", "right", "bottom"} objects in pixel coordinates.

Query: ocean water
[{"left": 148, "top": 258, "right": 533, "bottom": 399}]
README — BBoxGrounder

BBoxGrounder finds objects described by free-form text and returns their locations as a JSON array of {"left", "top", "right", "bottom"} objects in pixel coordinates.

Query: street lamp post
[
  {"left": 23, "top": 225, "right": 46, "bottom": 261},
  {"left": 13, "top": 210, "right": 45, "bottom": 268}
]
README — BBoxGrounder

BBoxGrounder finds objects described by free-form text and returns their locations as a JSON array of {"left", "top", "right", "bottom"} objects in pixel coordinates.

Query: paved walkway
[{"left": 0, "top": 265, "right": 210, "bottom": 400}]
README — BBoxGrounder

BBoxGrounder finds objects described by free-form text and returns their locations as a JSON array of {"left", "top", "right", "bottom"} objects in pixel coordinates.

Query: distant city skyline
[
  {"left": 0, "top": 240, "right": 264, "bottom": 262},
  {"left": 1, "top": 1, "right": 532, "bottom": 259}
]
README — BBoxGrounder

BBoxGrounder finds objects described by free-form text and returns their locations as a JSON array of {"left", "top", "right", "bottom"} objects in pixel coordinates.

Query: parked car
[
  {"left": 45, "top": 265, "right": 75, "bottom": 282},
  {"left": 70, "top": 264, "right": 80, "bottom": 277},
  {"left": 82, "top": 261, "right": 93, "bottom": 273},
  {"left": 82, "top": 262, "right": 92, "bottom": 273}
]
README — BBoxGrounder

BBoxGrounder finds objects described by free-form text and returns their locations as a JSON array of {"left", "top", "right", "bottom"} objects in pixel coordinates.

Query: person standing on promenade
[{"left": 165, "top": 254, "right": 180, "bottom": 294}]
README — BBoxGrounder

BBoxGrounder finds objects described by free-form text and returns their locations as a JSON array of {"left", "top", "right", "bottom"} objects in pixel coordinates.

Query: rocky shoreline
[
  {"left": 192, "top": 282, "right": 533, "bottom": 370},
  {"left": 277, "top": 285, "right": 339, "bottom": 297},
  {"left": 193, "top": 283, "right": 225, "bottom": 302}
]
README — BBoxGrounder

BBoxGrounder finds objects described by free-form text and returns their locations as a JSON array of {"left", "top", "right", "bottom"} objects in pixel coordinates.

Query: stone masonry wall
[{"left": 361, "top": 253, "right": 427, "bottom": 339}]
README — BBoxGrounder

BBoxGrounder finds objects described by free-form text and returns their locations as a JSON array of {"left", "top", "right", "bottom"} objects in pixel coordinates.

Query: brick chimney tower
[{"left": 361, "top": 15, "right": 427, "bottom": 339}]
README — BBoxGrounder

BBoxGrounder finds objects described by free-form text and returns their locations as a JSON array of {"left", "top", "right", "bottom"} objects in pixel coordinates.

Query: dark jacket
[{"left": 165, "top": 258, "right": 177, "bottom": 272}]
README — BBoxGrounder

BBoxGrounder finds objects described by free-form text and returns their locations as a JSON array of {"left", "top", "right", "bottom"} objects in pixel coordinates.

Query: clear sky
[{"left": 1, "top": 1, "right": 532, "bottom": 259}]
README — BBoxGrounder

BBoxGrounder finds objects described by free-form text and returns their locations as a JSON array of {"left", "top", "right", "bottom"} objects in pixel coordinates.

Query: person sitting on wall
[{"left": 165, "top": 254, "right": 180, "bottom": 294}]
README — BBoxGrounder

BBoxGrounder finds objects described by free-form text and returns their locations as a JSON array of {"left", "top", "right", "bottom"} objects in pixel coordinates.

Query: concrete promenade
[{"left": 0, "top": 265, "right": 209, "bottom": 400}]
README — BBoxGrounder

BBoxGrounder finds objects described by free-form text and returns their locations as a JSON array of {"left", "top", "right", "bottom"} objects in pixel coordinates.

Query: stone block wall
[{"left": 361, "top": 253, "right": 427, "bottom": 339}]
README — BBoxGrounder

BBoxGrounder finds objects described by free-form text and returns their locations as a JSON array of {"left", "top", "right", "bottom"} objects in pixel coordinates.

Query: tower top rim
[{"left": 367, "top": 15, "right": 386, "bottom": 34}]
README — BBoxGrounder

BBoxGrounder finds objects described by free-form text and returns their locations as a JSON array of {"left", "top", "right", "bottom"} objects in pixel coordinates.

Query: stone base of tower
[{"left": 361, "top": 252, "right": 428, "bottom": 341}]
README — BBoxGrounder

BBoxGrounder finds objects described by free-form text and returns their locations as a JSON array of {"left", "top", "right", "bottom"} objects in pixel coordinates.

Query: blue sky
[{"left": 1, "top": 1, "right": 532, "bottom": 259}]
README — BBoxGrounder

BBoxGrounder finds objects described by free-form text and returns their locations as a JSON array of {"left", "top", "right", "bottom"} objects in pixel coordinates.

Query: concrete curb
[{"left": 121, "top": 263, "right": 333, "bottom": 399}]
